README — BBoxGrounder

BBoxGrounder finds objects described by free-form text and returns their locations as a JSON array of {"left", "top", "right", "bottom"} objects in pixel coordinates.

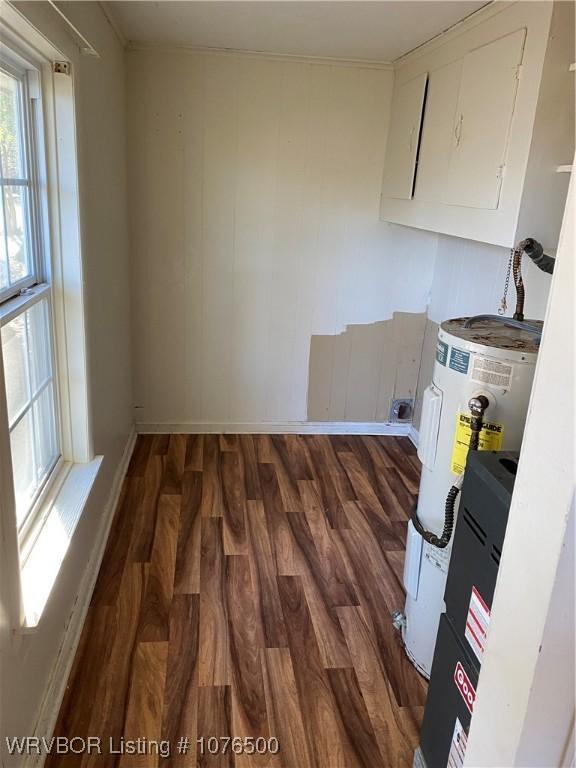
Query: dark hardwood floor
[{"left": 49, "top": 434, "right": 427, "bottom": 768}]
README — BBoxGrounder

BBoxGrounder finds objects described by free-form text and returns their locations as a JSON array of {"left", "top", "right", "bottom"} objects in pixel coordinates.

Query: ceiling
[{"left": 104, "top": 1, "right": 489, "bottom": 63}]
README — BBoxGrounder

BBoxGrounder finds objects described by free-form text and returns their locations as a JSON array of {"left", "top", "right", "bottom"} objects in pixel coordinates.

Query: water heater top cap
[{"left": 441, "top": 317, "right": 542, "bottom": 354}]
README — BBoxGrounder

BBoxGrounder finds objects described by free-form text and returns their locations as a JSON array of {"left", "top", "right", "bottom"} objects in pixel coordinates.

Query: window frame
[
  {"left": 0, "top": 287, "right": 65, "bottom": 546},
  {"left": 0, "top": 50, "right": 64, "bottom": 545},
  {"left": 0, "top": 3, "right": 98, "bottom": 631},
  {"left": 0, "top": 56, "right": 42, "bottom": 301}
]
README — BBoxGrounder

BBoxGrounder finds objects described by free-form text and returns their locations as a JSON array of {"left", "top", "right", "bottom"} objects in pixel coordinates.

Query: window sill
[{"left": 19, "top": 456, "right": 103, "bottom": 630}]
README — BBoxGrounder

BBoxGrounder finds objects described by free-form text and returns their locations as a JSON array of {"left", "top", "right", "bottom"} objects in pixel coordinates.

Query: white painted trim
[
  {"left": 408, "top": 425, "right": 420, "bottom": 449},
  {"left": 45, "top": 0, "right": 99, "bottom": 57},
  {"left": 26, "top": 427, "right": 136, "bottom": 768},
  {"left": 20, "top": 456, "right": 103, "bottom": 629},
  {"left": 1, "top": 2, "right": 68, "bottom": 63},
  {"left": 0, "top": 299, "right": 23, "bottom": 629},
  {"left": 126, "top": 42, "right": 394, "bottom": 70},
  {"left": 392, "top": 1, "right": 510, "bottom": 67},
  {"left": 464, "top": 168, "right": 575, "bottom": 766},
  {"left": 1, "top": 5, "right": 96, "bottom": 466},
  {"left": 48, "top": 55, "right": 93, "bottom": 465},
  {"left": 136, "top": 421, "right": 411, "bottom": 436}
]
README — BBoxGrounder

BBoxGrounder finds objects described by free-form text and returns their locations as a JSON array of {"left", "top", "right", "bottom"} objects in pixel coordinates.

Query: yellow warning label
[{"left": 451, "top": 413, "right": 504, "bottom": 474}]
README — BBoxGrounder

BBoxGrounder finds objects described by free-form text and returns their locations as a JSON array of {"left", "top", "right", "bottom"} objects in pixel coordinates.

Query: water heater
[{"left": 402, "top": 316, "right": 540, "bottom": 677}]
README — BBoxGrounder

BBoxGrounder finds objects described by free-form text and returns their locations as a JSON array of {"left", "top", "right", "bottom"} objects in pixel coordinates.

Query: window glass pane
[
  {"left": 10, "top": 408, "right": 36, "bottom": 526},
  {"left": 0, "top": 195, "right": 7, "bottom": 290},
  {"left": 4, "top": 185, "right": 31, "bottom": 284},
  {"left": 1, "top": 311, "right": 30, "bottom": 425},
  {"left": 27, "top": 299, "right": 51, "bottom": 393},
  {"left": 33, "top": 382, "right": 58, "bottom": 485},
  {"left": 0, "top": 70, "right": 24, "bottom": 179},
  {"left": 2, "top": 299, "right": 60, "bottom": 528}
]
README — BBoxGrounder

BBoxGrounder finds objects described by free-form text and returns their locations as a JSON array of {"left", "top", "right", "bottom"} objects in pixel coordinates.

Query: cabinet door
[
  {"left": 381, "top": 72, "right": 428, "bottom": 200},
  {"left": 444, "top": 29, "right": 526, "bottom": 209},
  {"left": 414, "top": 59, "right": 463, "bottom": 202}
]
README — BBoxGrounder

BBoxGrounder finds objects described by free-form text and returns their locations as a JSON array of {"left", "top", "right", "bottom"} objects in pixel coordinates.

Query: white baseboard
[
  {"left": 409, "top": 424, "right": 420, "bottom": 448},
  {"left": 28, "top": 427, "right": 137, "bottom": 768},
  {"left": 136, "top": 421, "right": 412, "bottom": 436}
]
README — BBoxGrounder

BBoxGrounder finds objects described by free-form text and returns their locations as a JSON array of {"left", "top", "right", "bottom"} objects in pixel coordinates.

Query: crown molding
[
  {"left": 125, "top": 41, "right": 394, "bottom": 70},
  {"left": 98, "top": 1, "right": 128, "bottom": 48},
  {"left": 46, "top": 0, "right": 99, "bottom": 57},
  {"left": 392, "top": 1, "right": 511, "bottom": 68}
]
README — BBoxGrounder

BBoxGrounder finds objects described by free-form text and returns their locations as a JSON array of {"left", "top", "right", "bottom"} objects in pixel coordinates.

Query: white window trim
[
  {"left": 0, "top": 6, "right": 100, "bottom": 630},
  {"left": 0, "top": 55, "right": 41, "bottom": 303},
  {"left": 0, "top": 283, "right": 63, "bottom": 543}
]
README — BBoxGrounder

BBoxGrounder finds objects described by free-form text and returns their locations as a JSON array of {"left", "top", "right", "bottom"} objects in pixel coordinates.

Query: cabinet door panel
[
  {"left": 414, "top": 59, "right": 463, "bottom": 203},
  {"left": 444, "top": 29, "right": 526, "bottom": 209},
  {"left": 381, "top": 72, "right": 428, "bottom": 200}
]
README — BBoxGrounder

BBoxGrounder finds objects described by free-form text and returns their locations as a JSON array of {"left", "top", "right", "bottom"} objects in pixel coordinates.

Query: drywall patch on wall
[
  {"left": 307, "top": 311, "right": 426, "bottom": 422},
  {"left": 127, "top": 48, "right": 440, "bottom": 425}
]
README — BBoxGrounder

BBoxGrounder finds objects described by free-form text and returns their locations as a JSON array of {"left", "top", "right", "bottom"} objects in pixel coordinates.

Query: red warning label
[
  {"left": 454, "top": 661, "right": 476, "bottom": 714},
  {"left": 465, "top": 585, "right": 491, "bottom": 664}
]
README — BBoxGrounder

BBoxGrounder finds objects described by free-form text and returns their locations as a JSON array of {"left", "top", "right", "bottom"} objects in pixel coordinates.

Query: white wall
[
  {"left": 465, "top": 170, "right": 575, "bottom": 768},
  {"left": 127, "top": 48, "right": 439, "bottom": 428},
  {"left": 515, "top": 502, "right": 574, "bottom": 767},
  {"left": 0, "top": 3, "right": 568, "bottom": 762},
  {"left": 128, "top": 17, "right": 567, "bottom": 431},
  {"left": 428, "top": 234, "right": 551, "bottom": 325},
  {"left": 413, "top": 232, "right": 552, "bottom": 429},
  {"left": 69, "top": 5, "right": 133, "bottom": 461},
  {"left": 127, "top": 45, "right": 557, "bottom": 431},
  {"left": 1, "top": 2, "right": 133, "bottom": 759}
]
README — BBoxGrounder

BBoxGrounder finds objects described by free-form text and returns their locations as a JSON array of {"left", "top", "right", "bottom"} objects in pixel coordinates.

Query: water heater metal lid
[{"left": 440, "top": 317, "right": 542, "bottom": 356}]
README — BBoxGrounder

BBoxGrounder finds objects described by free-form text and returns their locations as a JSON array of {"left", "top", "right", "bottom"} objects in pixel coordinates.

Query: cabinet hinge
[
  {"left": 515, "top": 64, "right": 523, "bottom": 81},
  {"left": 497, "top": 164, "right": 506, "bottom": 180}
]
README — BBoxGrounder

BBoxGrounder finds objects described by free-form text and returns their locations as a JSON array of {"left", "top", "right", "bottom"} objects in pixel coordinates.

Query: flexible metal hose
[
  {"left": 511, "top": 236, "right": 555, "bottom": 318},
  {"left": 411, "top": 396, "right": 488, "bottom": 549},
  {"left": 512, "top": 242, "right": 526, "bottom": 321},
  {"left": 441, "top": 485, "right": 459, "bottom": 545},
  {"left": 411, "top": 480, "right": 462, "bottom": 549}
]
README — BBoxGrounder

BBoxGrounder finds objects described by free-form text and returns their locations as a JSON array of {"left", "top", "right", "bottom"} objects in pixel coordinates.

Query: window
[
  {"left": 0, "top": 8, "right": 100, "bottom": 629},
  {"left": 0, "top": 57, "right": 61, "bottom": 539}
]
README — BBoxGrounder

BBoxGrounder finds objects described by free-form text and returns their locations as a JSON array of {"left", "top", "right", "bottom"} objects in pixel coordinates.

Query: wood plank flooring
[{"left": 49, "top": 434, "right": 427, "bottom": 768}]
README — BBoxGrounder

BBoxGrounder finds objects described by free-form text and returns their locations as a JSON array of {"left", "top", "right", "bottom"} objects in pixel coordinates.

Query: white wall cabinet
[
  {"left": 380, "top": 2, "right": 575, "bottom": 250},
  {"left": 381, "top": 72, "right": 428, "bottom": 200},
  {"left": 414, "top": 59, "right": 462, "bottom": 203},
  {"left": 443, "top": 29, "right": 526, "bottom": 210}
]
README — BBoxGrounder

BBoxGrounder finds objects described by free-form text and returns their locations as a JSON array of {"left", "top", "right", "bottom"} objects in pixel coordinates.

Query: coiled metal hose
[
  {"left": 512, "top": 243, "right": 526, "bottom": 321},
  {"left": 411, "top": 396, "right": 488, "bottom": 549}
]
